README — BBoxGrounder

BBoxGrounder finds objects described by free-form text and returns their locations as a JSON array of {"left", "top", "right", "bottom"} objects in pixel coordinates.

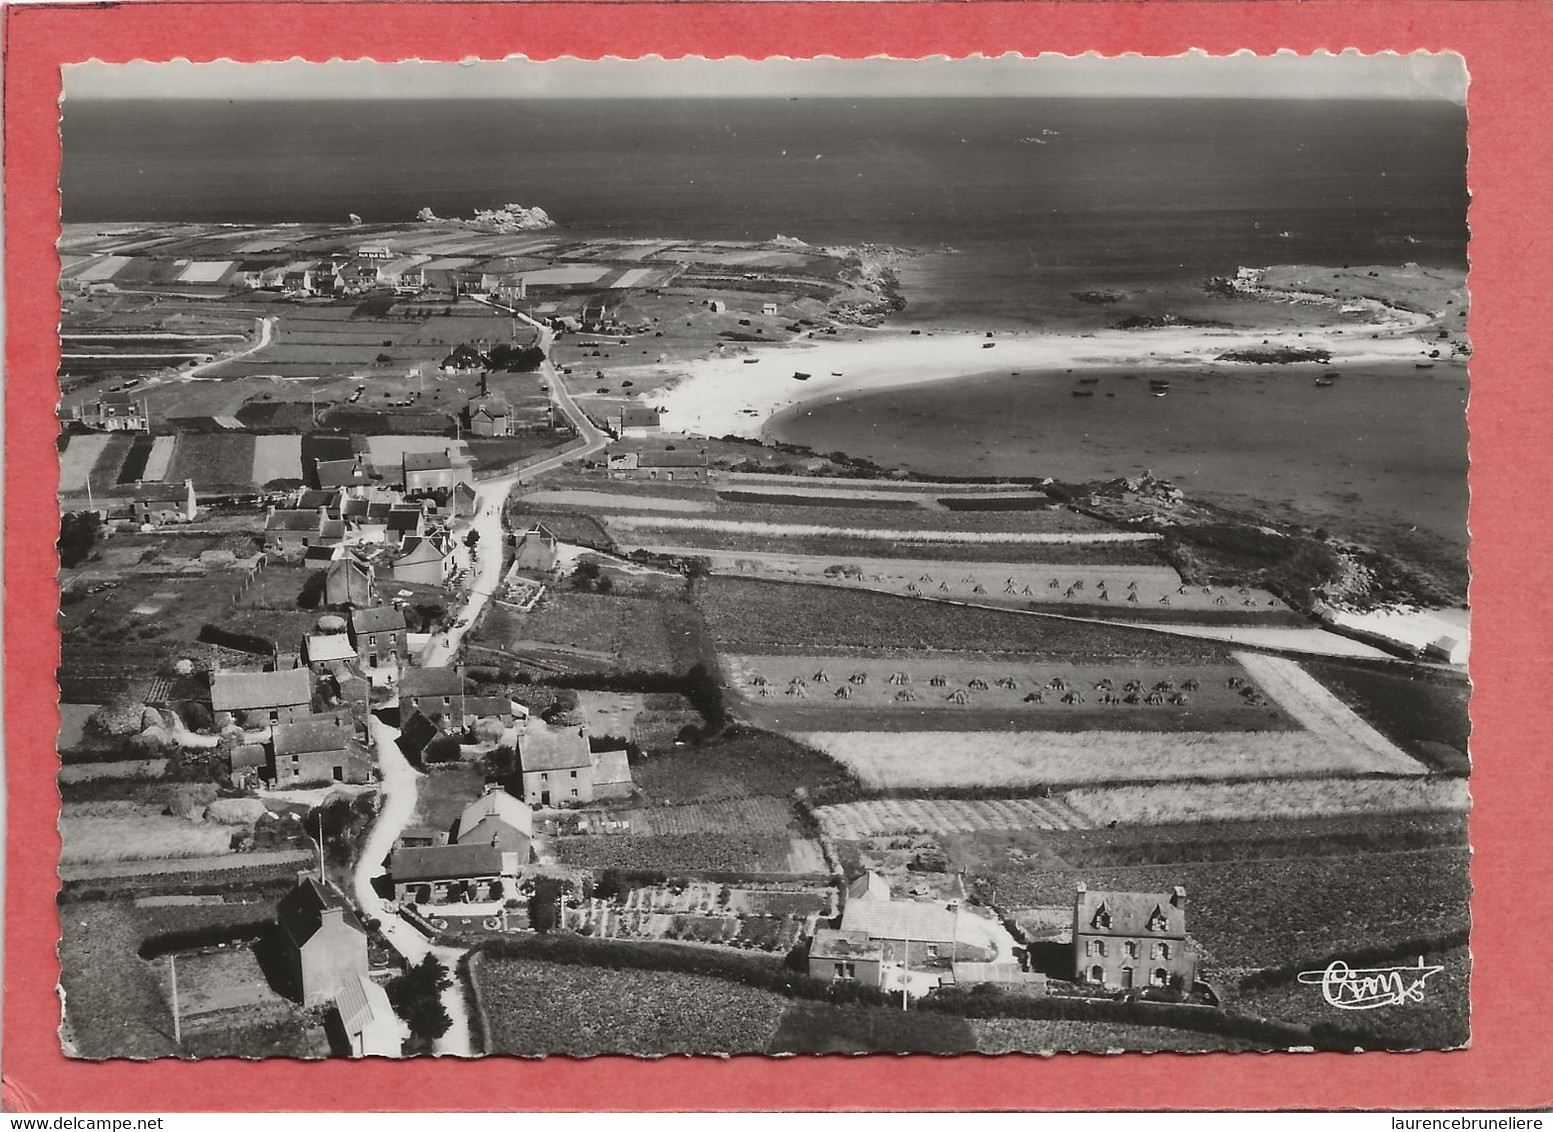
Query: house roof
[
  {"left": 592, "top": 747, "right": 633, "bottom": 789},
  {"left": 619, "top": 407, "right": 661, "bottom": 428},
  {"left": 459, "top": 789, "right": 533, "bottom": 840},
  {"left": 519, "top": 722, "right": 592, "bottom": 772},
  {"left": 848, "top": 871, "right": 892, "bottom": 902},
  {"left": 133, "top": 483, "right": 191, "bottom": 504},
  {"left": 305, "top": 634, "right": 357, "bottom": 663},
  {"left": 520, "top": 523, "right": 559, "bottom": 546},
  {"left": 267, "top": 509, "right": 325, "bottom": 533},
  {"left": 231, "top": 743, "right": 268, "bottom": 769},
  {"left": 386, "top": 509, "right": 425, "bottom": 534},
  {"left": 404, "top": 449, "right": 471, "bottom": 473},
  {"left": 276, "top": 876, "right": 365, "bottom": 948},
  {"left": 99, "top": 391, "right": 144, "bottom": 409},
  {"left": 389, "top": 843, "right": 504, "bottom": 882},
  {"left": 335, "top": 973, "right": 394, "bottom": 1038},
  {"left": 1076, "top": 888, "right": 1188, "bottom": 938},
  {"left": 810, "top": 928, "right": 885, "bottom": 962},
  {"left": 317, "top": 458, "right": 375, "bottom": 489},
  {"left": 273, "top": 715, "right": 353, "bottom": 757},
  {"left": 396, "top": 536, "right": 448, "bottom": 565},
  {"left": 399, "top": 666, "right": 466, "bottom": 698},
  {"left": 636, "top": 451, "right": 707, "bottom": 468},
  {"left": 210, "top": 667, "right": 311, "bottom": 713},
  {"left": 468, "top": 394, "right": 510, "bottom": 417},
  {"left": 396, "top": 709, "right": 440, "bottom": 759},
  {"left": 462, "top": 695, "right": 516, "bottom": 719},
  {"left": 351, "top": 605, "right": 406, "bottom": 635},
  {"left": 840, "top": 898, "right": 962, "bottom": 946},
  {"left": 457, "top": 816, "right": 531, "bottom": 851}
]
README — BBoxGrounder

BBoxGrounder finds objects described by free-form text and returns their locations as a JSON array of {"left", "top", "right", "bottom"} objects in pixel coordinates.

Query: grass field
[
  {"left": 250, "top": 434, "right": 305, "bottom": 485},
  {"left": 725, "top": 654, "right": 1296, "bottom": 733},
  {"left": 697, "top": 577, "right": 1237, "bottom": 663},
  {"left": 60, "top": 802, "right": 237, "bottom": 864},
  {"left": 554, "top": 830, "right": 800, "bottom": 873},
  {"left": 1235, "top": 653, "right": 1417, "bottom": 771},
  {"left": 164, "top": 432, "right": 261, "bottom": 490},
  {"left": 795, "top": 728, "right": 1427, "bottom": 791},
  {"left": 767, "top": 1002, "right": 977, "bottom": 1054},
  {"left": 476, "top": 590, "right": 705, "bottom": 675},
  {"left": 1303, "top": 659, "right": 1471, "bottom": 774},
  {"left": 59, "top": 434, "right": 114, "bottom": 493},
  {"left": 816, "top": 797, "right": 1095, "bottom": 838},
  {"left": 968, "top": 1017, "right": 1256, "bottom": 1053},
  {"left": 476, "top": 957, "right": 792, "bottom": 1056},
  {"left": 1056, "top": 776, "right": 1469, "bottom": 827},
  {"left": 629, "top": 730, "right": 854, "bottom": 805}
]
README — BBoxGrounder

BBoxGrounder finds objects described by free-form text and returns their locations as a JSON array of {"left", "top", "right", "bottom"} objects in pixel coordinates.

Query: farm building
[
  {"left": 230, "top": 742, "right": 267, "bottom": 789},
  {"left": 396, "top": 826, "right": 450, "bottom": 850},
  {"left": 74, "top": 391, "right": 149, "bottom": 432},
  {"left": 293, "top": 487, "right": 346, "bottom": 516},
  {"left": 391, "top": 533, "right": 458, "bottom": 587},
  {"left": 605, "top": 406, "right": 662, "bottom": 439},
  {"left": 838, "top": 897, "right": 975, "bottom": 965},
  {"left": 464, "top": 392, "right": 513, "bottom": 437},
  {"left": 1072, "top": 884, "right": 1195, "bottom": 991},
  {"left": 513, "top": 523, "right": 560, "bottom": 572},
  {"left": 210, "top": 666, "right": 313, "bottom": 728},
  {"left": 334, "top": 973, "right": 401, "bottom": 1058},
  {"left": 848, "top": 871, "right": 892, "bottom": 903},
  {"left": 269, "top": 713, "right": 370, "bottom": 787},
  {"left": 384, "top": 506, "right": 427, "bottom": 545},
  {"left": 325, "top": 553, "right": 376, "bottom": 607},
  {"left": 439, "top": 343, "right": 486, "bottom": 373},
  {"left": 387, "top": 843, "right": 506, "bottom": 905},
  {"left": 762, "top": 302, "right": 778, "bottom": 316},
  {"left": 457, "top": 787, "right": 534, "bottom": 843},
  {"left": 348, "top": 605, "right": 408, "bottom": 676},
  {"left": 808, "top": 928, "right": 886, "bottom": 987},
  {"left": 275, "top": 875, "right": 370, "bottom": 1006},
  {"left": 517, "top": 722, "right": 632, "bottom": 808},
  {"left": 357, "top": 244, "right": 394, "bottom": 261},
  {"left": 606, "top": 447, "right": 710, "bottom": 482},
  {"left": 402, "top": 448, "right": 475, "bottom": 493},
  {"left": 265, "top": 507, "right": 346, "bottom": 559},
  {"left": 398, "top": 665, "right": 469, "bottom": 722},
  {"left": 130, "top": 479, "right": 198, "bottom": 525},
  {"left": 413, "top": 481, "right": 479, "bottom": 522}
]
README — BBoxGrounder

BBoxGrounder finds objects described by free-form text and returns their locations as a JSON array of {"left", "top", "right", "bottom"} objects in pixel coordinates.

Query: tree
[
  {"left": 58, "top": 512, "right": 102, "bottom": 569},
  {"left": 529, "top": 878, "right": 567, "bottom": 932},
  {"left": 464, "top": 529, "right": 481, "bottom": 550},
  {"left": 296, "top": 570, "right": 327, "bottom": 610},
  {"left": 386, "top": 955, "right": 453, "bottom": 1042}
]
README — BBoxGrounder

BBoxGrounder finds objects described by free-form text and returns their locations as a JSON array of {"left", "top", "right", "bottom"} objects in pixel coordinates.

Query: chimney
[
  {"left": 295, "top": 870, "right": 315, "bottom": 888},
  {"left": 1170, "top": 885, "right": 1187, "bottom": 909}
]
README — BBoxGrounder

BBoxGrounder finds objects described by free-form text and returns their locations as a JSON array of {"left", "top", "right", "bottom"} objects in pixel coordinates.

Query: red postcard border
[{"left": 6, "top": 1, "right": 1550, "bottom": 1113}]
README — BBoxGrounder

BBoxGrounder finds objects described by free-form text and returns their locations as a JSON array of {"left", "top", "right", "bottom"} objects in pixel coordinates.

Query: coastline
[{"left": 647, "top": 289, "right": 1446, "bottom": 441}]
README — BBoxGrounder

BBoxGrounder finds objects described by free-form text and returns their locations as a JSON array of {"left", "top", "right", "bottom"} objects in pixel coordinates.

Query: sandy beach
[{"left": 648, "top": 305, "right": 1438, "bottom": 440}]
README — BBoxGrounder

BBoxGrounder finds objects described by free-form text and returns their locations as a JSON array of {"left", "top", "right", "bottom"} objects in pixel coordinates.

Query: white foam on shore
[{"left": 648, "top": 320, "right": 1437, "bottom": 440}]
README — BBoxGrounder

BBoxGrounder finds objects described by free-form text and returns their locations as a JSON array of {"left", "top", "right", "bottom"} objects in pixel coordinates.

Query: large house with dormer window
[{"left": 1072, "top": 884, "right": 1195, "bottom": 991}]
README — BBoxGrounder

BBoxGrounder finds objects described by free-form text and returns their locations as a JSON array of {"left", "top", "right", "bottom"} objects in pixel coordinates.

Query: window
[
  {"left": 1147, "top": 905, "right": 1169, "bottom": 932},
  {"left": 1088, "top": 964, "right": 1104, "bottom": 984},
  {"left": 1087, "top": 939, "right": 1107, "bottom": 958},
  {"left": 1124, "top": 940, "right": 1140, "bottom": 960},
  {"left": 1153, "top": 968, "right": 1169, "bottom": 988},
  {"left": 1090, "top": 904, "right": 1112, "bottom": 930},
  {"left": 570, "top": 789, "right": 578, "bottom": 798},
  {"left": 443, "top": 696, "right": 452, "bottom": 708},
  {"left": 270, "top": 710, "right": 280, "bottom": 724},
  {"left": 1158, "top": 942, "right": 1172, "bottom": 961},
  {"left": 540, "top": 772, "right": 548, "bottom": 782},
  {"left": 570, "top": 770, "right": 577, "bottom": 779},
  {"left": 369, "top": 635, "right": 377, "bottom": 648},
  {"left": 836, "top": 962, "right": 856, "bottom": 981}
]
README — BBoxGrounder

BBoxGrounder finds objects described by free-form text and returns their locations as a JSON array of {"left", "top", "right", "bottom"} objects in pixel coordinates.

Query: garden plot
[
  {"left": 1234, "top": 652, "right": 1417, "bottom": 772},
  {"left": 816, "top": 797, "right": 1095, "bottom": 839},
  {"left": 1055, "top": 776, "right": 1470, "bottom": 827},
  {"left": 140, "top": 436, "right": 179, "bottom": 482},
  {"left": 59, "top": 434, "right": 113, "bottom": 493},
  {"left": 629, "top": 796, "right": 798, "bottom": 837},
  {"left": 725, "top": 655, "right": 1291, "bottom": 732},
  {"left": 693, "top": 551, "right": 1284, "bottom": 613},
  {"left": 793, "top": 729, "right": 1430, "bottom": 791},
  {"left": 250, "top": 434, "right": 304, "bottom": 484}
]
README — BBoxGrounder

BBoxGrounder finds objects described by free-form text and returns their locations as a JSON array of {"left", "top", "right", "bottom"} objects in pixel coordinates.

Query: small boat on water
[
  {"left": 743, "top": 358, "right": 760, "bottom": 364},
  {"left": 1151, "top": 389, "right": 1168, "bottom": 397},
  {"left": 1315, "top": 377, "right": 1335, "bottom": 387},
  {"left": 1077, "top": 376, "right": 1099, "bottom": 385},
  {"left": 1415, "top": 362, "right": 1435, "bottom": 370},
  {"left": 1071, "top": 389, "right": 1095, "bottom": 398},
  {"left": 793, "top": 372, "right": 811, "bottom": 381},
  {"left": 831, "top": 371, "right": 843, "bottom": 377},
  {"left": 982, "top": 342, "right": 996, "bottom": 349}
]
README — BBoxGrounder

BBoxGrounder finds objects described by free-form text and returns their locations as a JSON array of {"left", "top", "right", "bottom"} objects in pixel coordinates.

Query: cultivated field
[
  {"left": 969, "top": 1018, "right": 1256, "bottom": 1054},
  {"left": 627, "top": 796, "right": 798, "bottom": 837},
  {"left": 251, "top": 434, "right": 305, "bottom": 484},
  {"left": 521, "top": 489, "right": 715, "bottom": 513},
  {"left": 1055, "top": 776, "right": 1470, "bottom": 827},
  {"left": 605, "top": 512, "right": 1159, "bottom": 545},
  {"left": 794, "top": 728, "right": 1428, "bottom": 790},
  {"left": 1235, "top": 652, "right": 1415, "bottom": 769},
  {"left": 59, "top": 434, "right": 112, "bottom": 492},
  {"left": 59, "top": 803, "right": 237, "bottom": 864},
  {"left": 643, "top": 548, "right": 1287, "bottom": 613},
  {"left": 725, "top": 654, "right": 1295, "bottom": 732},
  {"left": 816, "top": 797, "right": 1096, "bottom": 839}
]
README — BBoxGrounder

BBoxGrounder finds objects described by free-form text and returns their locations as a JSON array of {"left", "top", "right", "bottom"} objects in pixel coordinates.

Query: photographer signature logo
[{"left": 1297, "top": 957, "right": 1445, "bottom": 1011}]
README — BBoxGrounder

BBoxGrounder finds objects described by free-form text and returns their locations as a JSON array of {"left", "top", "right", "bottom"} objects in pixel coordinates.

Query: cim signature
[{"left": 1297, "top": 957, "right": 1445, "bottom": 1011}]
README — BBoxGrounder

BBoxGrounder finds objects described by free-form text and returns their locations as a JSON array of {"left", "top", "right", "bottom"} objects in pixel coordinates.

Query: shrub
[
  {"left": 59, "top": 511, "right": 103, "bottom": 568},
  {"left": 387, "top": 954, "right": 453, "bottom": 1042},
  {"left": 88, "top": 695, "right": 150, "bottom": 738}
]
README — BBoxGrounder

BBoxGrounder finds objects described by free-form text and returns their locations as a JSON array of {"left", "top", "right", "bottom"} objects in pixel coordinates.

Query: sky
[{"left": 64, "top": 51, "right": 1468, "bottom": 103}]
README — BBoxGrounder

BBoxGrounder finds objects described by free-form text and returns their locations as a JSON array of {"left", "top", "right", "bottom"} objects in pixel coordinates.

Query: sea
[{"left": 62, "top": 96, "right": 1470, "bottom": 550}]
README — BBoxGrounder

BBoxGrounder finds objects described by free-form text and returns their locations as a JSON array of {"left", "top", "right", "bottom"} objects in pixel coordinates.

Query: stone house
[
  {"left": 275, "top": 875, "right": 369, "bottom": 1006},
  {"left": 1073, "top": 884, "right": 1195, "bottom": 991}
]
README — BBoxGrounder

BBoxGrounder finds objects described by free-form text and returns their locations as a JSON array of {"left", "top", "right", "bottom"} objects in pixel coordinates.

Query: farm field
[
  {"left": 795, "top": 726, "right": 1427, "bottom": 792},
  {"left": 624, "top": 795, "right": 799, "bottom": 837},
  {"left": 1056, "top": 775, "right": 1470, "bottom": 827},
  {"left": 520, "top": 489, "right": 714, "bottom": 513},
  {"left": 968, "top": 1017, "right": 1257, "bottom": 1054},
  {"left": 475, "top": 590, "right": 704, "bottom": 675},
  {"left": 164, "top": 433, "right": 262, "bottom": 490},
  {"left": 60, "top": 803, "right": 237, "bottom": 864},
  {"left": 250, "top": 434, "right": 305, "bottom": 485},
  {"left": 696, "top": 577, "right": 1238, "bottom": 663},
  {"left": 553, "top": 830, "right": 805, "bottom": 873},
  {"left": 767, "top": 1002, "right": 977, "bottom": 1054},
  {"left": 636, "top": 547, "right": 1289, "bottom": 614},
  {"left": 604, "top": 512, "right": 1156, "bottom": 544},
  {"left": 59, "top": 434, "right": 113, "bottom": 492},
  {"left": 475, "top": 957, "right": 792, "bottom": 1056},
  {"left": 1235, "top": 653, "right": 1415, "bottom": 769},
  {"left": 725, "top": 655, "right": 1297, "bottom": 733},
  {"left": 623, "top": 529, "right": 1168, "bottom": 564},
  {"left": 629, "top": 730, "right": 854, "bottom": 804},
  {"left": 1303, "top": 659, "right": 1471, "bottom": 774},
  {"left": 816, "top": 797, "right": 1097, "bottom": 838}
]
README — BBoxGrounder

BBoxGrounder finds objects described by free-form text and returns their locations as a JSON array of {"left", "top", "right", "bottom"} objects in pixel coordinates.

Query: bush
[
  {"left": 387, "top": 954, "right": 453, "bottom": 1042},
  {"left": 423, "top": 734, "right": 464, "bottom": 764},
  {"left": 88, "top": 695, "right": 150, "bottom": 738},
  {"left": 59, "top": 511, "right": 103, "bottom": 568}
]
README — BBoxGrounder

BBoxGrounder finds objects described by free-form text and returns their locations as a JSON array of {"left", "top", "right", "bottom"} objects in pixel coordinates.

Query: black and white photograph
[{"left": 55, "top": 52, "right": 1471, "bottom": 1059}]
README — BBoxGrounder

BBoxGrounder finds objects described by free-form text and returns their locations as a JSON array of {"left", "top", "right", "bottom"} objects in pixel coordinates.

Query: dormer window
[
  {"left": 1090, "top": 903, "right": 1112, "bottom": 931},
  {"left": 1147, "top": 906, "right": 1169, "bottom": 933}
]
